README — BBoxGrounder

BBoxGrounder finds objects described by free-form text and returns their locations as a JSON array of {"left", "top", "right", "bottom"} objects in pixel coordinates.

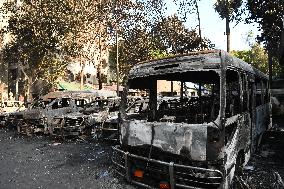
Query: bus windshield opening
[{"left": 126, "top": 70, "right": 220, "bottom": 124}]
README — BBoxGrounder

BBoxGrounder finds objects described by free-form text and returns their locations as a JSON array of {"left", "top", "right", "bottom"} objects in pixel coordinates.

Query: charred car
[
  {"left": 92, "top": 98, "right": 148, "bottom": 141},
  {"left": 17, "top": 97, "right": 78, "bottom": 135},
  {"left": 16, "top": 91, "right": 95, "bottom": 135},
  {"left": 0, "top": 101, "right": 25, "bottom": 127},
  {"left": 51, "top": 94, "right": 119, "bottom": 138},
  {"left": 85, "top": 98, "right": 120, "bottom": 140},
  {"left": 51, "top": 97, "right": 94, "bottom": 137},
  {"left": 112, "top": 50, "right": 271, "bottom": 189}
]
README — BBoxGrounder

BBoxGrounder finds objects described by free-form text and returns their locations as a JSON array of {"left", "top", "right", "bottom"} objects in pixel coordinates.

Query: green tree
[
  {"left": 109, "top": 15, "right": 212, "bottom": 81},
  {"left": 152, "top": 15, "right": 212, "bottom": 54},
  {"left": 232, "top": 43, "right": 282, "bottom": 76},
  {"left": 246, "top": 0, "right": 284, "bottom": 72},
  {"left": 0, "top": 0, "right": 82, "bottom": 99},
  {"left": 214, "top": 0, "right": 244, "bottom": 52}
]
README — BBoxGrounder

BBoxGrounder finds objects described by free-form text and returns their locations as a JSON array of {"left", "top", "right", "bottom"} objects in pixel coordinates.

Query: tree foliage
[
  {"left": 232, "top": 43, "right": 282, "bottom": 76},
  {"left": 0, "top": 0, "right": 144, "bottom": 93},
  {"left": 152, "top": 15, "right": 211, "bottom": 54},
  {"left": 214, "top": 0, "right": 244, "bottom": 22},
  {"left": 109, "top": 15, "right": 212, "bottom": 81},
  {"left": 0, "top": 0, "right": 81, "bottom": 92},
  {"left": 246, "top": 0, "right": 284, "bottom": 60}
]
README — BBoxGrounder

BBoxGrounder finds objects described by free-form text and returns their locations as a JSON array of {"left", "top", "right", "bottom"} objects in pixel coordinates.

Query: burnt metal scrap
[
  {"left": 51, "top": 112, "right": 89, "bottom": 138},
  {"left": 17, "top": 97, "right": 78, "bottom": 135},
  {"left": 112, "top": 50, "right": 271, "bottom": 189},
  {"left": 50, "top": 95, "right": 121, "bottom": 139},
  {"left": 89, "top": 98, "right": 121, "bottom": 140},
  {"left": 0, "top": 101, "right": 26, "bottom": 127},
  {"left": 5, "top": 91, "right": 96, "bottom": 136}
]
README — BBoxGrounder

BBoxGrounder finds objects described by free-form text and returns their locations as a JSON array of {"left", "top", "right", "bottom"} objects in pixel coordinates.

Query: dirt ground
[
  {"left": 0, "top": 121, "right": 284, "bottom": 189},
  {"left": 242, "top": 130, "right": 284, "bottom": 189},
  {"left": 0, "top": 128, "right": 136, "bottom": 189}
]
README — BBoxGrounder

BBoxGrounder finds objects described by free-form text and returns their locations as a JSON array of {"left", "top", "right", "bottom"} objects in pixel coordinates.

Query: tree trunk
[
  {"left": 226, "top": 15, "right": 230, "bottom": 52},
  {"left": 25, "top": 77, "right": 32, "bottom": 103},
  {"left": 80, "top": 69, "right": 84, "bottom": 90},
  {"left": 268, "top": 51, "right": 273, "bottom": 85},
  {"left": 116, "top": 27, "right": 120, "bottom": 96},
  {"left": 80, "top": 54, "right": 84, "bottom": 90},
  {"left": 98, "top": 24, "right": 103, "bottom": 90},
  {"left": 98, "top": 0, "right": 103, "bottom": 90},
  {"left": 280, "top": 17, "right": 284, "bottom": 76}
]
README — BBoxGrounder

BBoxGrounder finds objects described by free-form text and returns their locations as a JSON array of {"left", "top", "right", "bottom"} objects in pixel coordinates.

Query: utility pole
[
  {"left": 194, "top": 0, "right": 202, "bottom": 48},
  {"left": 225, "top": 0, "right": 230, "bottom": 53},
  {"left": 115, "top": 0, "right": 120, "bottom": 96},
  {"left": 268, "top": 47, "right": 273, "bottom": 85},
  {"left": 280, "top": 15, "right": 284, "bottom": 69},
  {"left": 116, "top": 26, "right": 119, "bottom": 96}
]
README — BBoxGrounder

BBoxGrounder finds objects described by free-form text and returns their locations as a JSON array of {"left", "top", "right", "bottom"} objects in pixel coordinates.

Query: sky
[{"left": 165, "top": 0, "right": 261, "bottom": 51}]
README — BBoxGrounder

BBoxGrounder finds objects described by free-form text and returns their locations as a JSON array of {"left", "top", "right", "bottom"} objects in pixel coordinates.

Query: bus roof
[{"left": 128, "top": 49, "right": 268, "bottom": 80}]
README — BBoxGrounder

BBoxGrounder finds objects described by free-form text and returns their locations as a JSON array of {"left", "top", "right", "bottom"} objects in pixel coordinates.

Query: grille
[
  {"left": 65, "top": 117, "right": 84, "bottom": 127},
  {"left": 112, "top": 146, "right": 223, "bottom": 189}
]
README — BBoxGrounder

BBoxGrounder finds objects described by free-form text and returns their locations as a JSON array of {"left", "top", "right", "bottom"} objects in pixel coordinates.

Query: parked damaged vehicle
[
  {"left": 112, "top": 50, "right": 271, "bottom": 189},
  {"left": 51, "top": 97, "right": 94, "bottom": 137},
  {"left": 51, "top": 93, "right": 120, "bottom": 138},
  {"left": 92, "top": 98, "right": 149, "bottom": 141},
  {"left": 14, "top": 91, "right": 101, "bottom": 135},
  {"left": 86, "top": 98, "right": 121, "bottom": 140},
  {"left": 4, "top": 100, "right": 49, "bottom": 130},
  {"left": 17, "top": 97, "right": 78, "bottom": 135},
  {"left": 0, "top": 101, "right": 25, "bottom": 127},
  {"left": 271, "top": 79, "right": 284, "bottom": 116}
]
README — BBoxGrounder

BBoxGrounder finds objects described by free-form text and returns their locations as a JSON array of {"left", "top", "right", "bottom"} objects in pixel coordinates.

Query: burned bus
[{"left": 112, "top": 50, "right": 271, "bottom": 189}]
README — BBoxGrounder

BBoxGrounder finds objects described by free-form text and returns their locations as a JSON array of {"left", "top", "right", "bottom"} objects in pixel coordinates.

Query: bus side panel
[{"left": 254, "top": 103, "right": 270, "bottom": 143}]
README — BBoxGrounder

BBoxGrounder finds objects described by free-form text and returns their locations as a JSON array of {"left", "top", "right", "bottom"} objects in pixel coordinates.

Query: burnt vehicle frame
[
  {"left": 18, "top": 97, "right": 78, "bottom": 135},
  {"left": 86, "top": 97, "right": 121, "bottom": 140},
  {"left": 17, "top": 91, "right": 99, "bottom": 135},
  {"left": 112, "top": 50, "right": 271, "bottom": 189},
  {"left": 51, "top": 93, "right": 120, "bottom": 138},
  {"left": 0, "top": 100, "right": 26, "bottom": 127},
  {"left": 93, "top": 97, "right": 151, "bottom": 141},
  {"left": 51, "top": 96, "right": 98, "bottom": 138}
]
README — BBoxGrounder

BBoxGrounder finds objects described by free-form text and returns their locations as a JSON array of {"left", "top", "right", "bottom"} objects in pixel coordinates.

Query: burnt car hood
[
  {"left": 65, "top": 112, "right": 85, "bottom": 119},
  {"left": 120, "top": 120, "right": 208, "bottom": 161},
  {"left": 0, "top": 112, "right": 9, "bottom": 116},
  {"left": 23, "top": 109, "right": 46, "bottom": 119},
  {"left": 105, "top": 115, "right": 118, "bottom": 123},
  {"left": 8, "top": 111, "right": 25, "bottom": 117}
]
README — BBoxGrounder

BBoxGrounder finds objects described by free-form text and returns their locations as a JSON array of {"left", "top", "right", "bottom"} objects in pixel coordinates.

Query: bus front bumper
[{"left": 112, "top": 145, "right": 223, "bottom": 189}]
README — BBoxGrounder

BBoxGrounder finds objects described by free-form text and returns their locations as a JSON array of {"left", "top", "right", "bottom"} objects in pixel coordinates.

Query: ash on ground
[
  {"left": 0, "top": 128, "right": 136, "bottom": 189},
  {"left": 1, "top": 126, "right": 284, "bottom": 189}
]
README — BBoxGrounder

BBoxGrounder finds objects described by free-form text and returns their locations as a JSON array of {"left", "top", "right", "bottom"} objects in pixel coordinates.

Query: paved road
[
  {"left": 0, "top": 122, "right": 284, "bottom": 189},
  {"left": 242, "top": 116, "right": 284, "bottom": 188}
]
